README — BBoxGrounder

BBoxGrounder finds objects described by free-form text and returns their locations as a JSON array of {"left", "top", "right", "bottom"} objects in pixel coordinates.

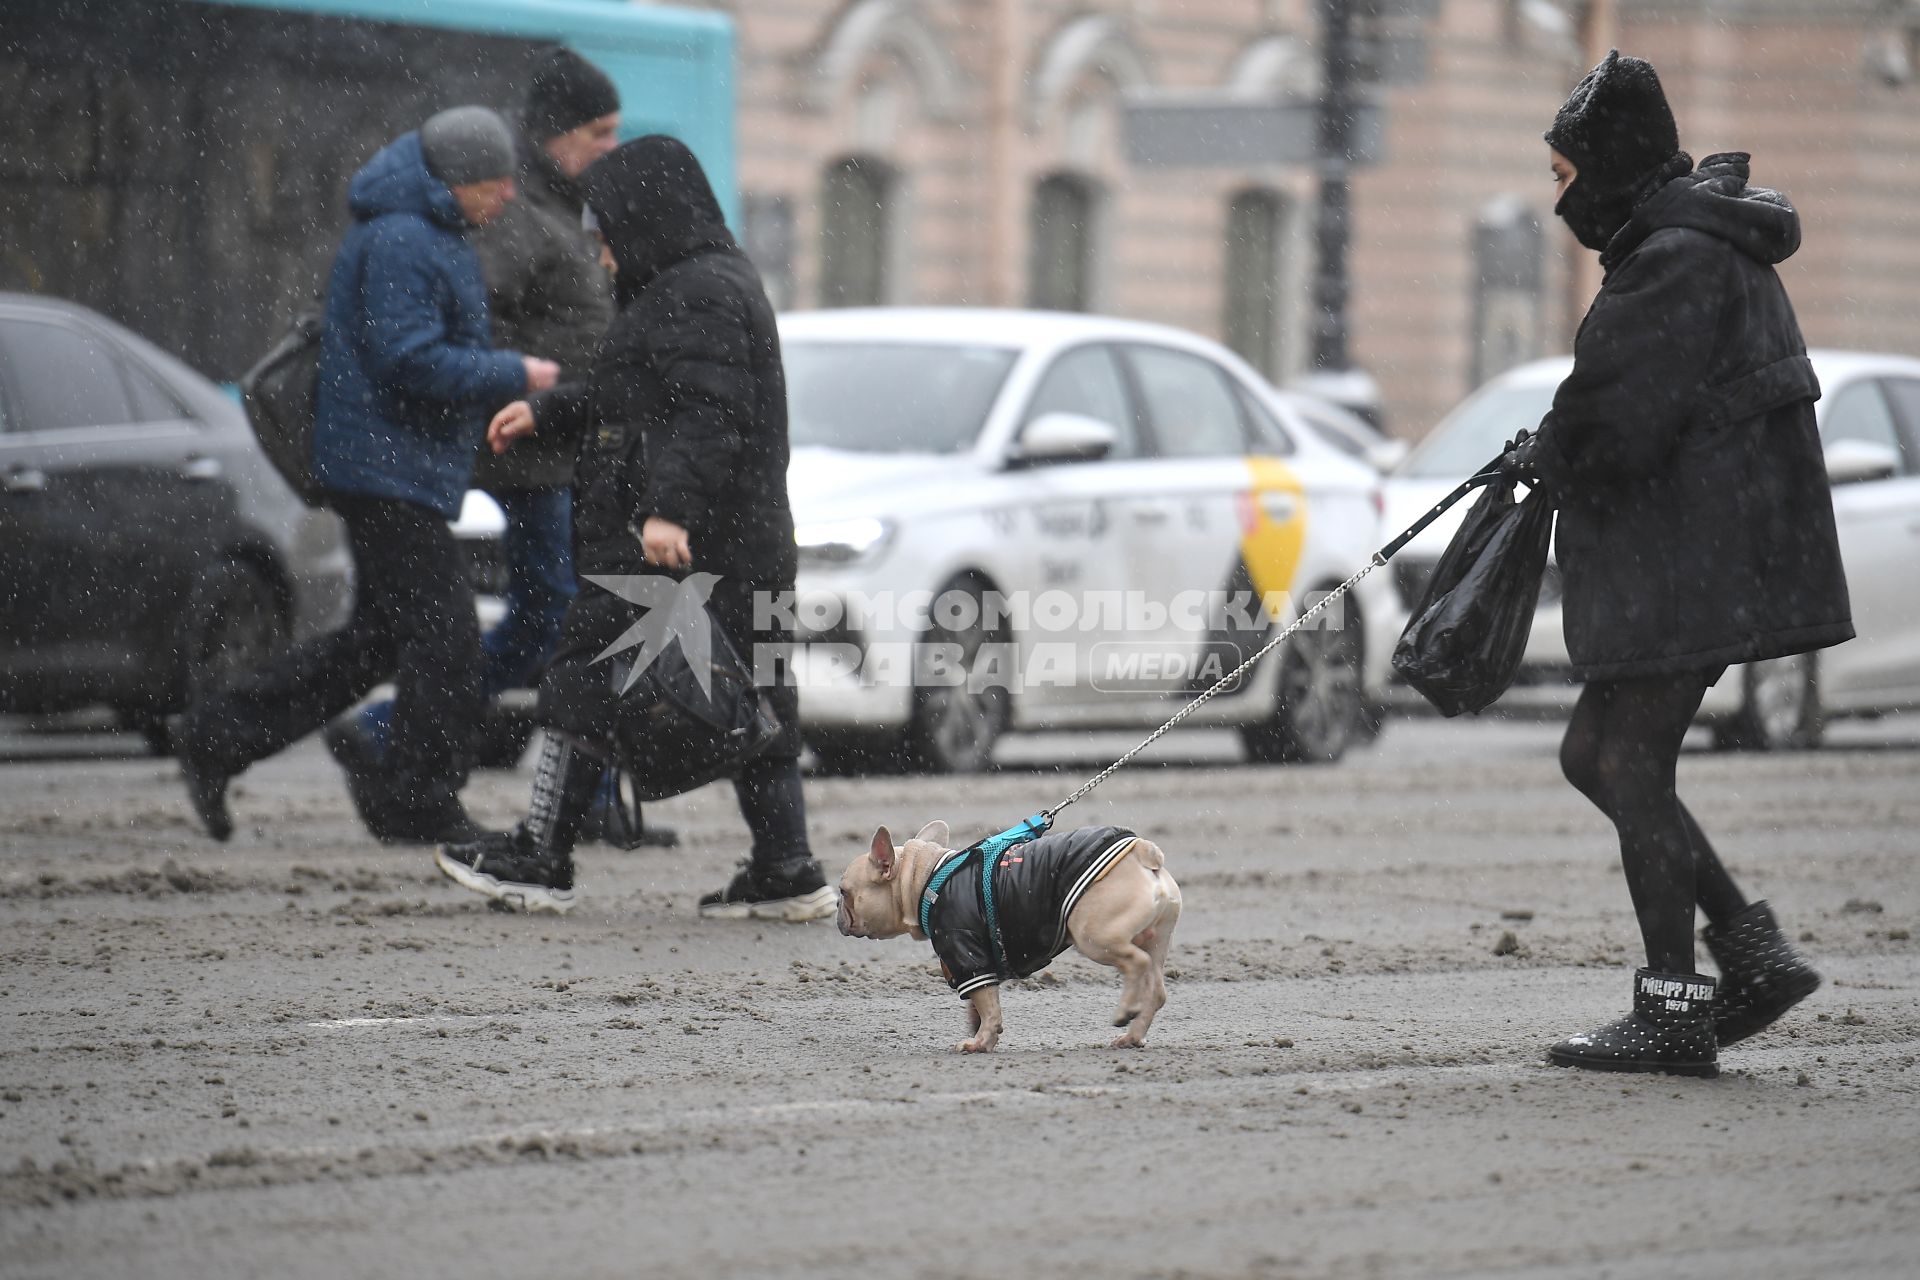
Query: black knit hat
[
  {"left": 1544, "top": 50, "right": 1680, "bottom": 190},
  {"left": 524, "top": 48, "right": 620, "bottom": 141}
]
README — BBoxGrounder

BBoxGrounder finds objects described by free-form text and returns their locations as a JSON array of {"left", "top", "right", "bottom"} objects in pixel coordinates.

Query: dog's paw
[
  {"left": 957, "top": 1036, "right": 998, "bottom": 1054},
  {"left": 1109, "top": 1032, "right": 1146, "bottom": 1049}
]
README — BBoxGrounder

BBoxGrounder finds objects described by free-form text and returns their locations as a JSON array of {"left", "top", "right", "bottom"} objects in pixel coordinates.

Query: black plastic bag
[
  {"left": 605, "top": 605, "right": 782, "bottom": 802},
  {"left": 1391, "top": 477, "right": 1555, "bottom": 717}
]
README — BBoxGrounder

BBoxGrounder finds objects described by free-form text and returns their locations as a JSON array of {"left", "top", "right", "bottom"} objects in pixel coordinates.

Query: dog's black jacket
[{"left": 924, "top": 826, "right": 1139, "bottom": 997}]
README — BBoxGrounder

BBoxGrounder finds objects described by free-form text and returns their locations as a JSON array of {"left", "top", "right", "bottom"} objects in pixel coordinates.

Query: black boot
[
  {"left": 1548, "top": 969, "right": 1719, "bottom": 1079},
  {"left": 326, "top": 715, "right": 482, "bottom": 844},
  {"left": 174, "top": 715, "right": 235, "bottom": 842},
  {"left": 436, "top": 734, "right": 603, "bottom": 914},
  {"left": 325, "top": 715, "right": 395, "bottom": 833},
  {"left": 1704, "top": 901, "right": 1821, "bottom": 1047}
]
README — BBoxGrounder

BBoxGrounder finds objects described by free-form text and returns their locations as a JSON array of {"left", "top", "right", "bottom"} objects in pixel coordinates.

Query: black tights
[{"left": 1560, "top": 672, "right": 1748, "bottom": 973}]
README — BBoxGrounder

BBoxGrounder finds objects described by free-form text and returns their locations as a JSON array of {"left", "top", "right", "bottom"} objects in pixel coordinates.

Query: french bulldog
[{"left": 837, "top": 820, "right": 1181, "bottom": 1052}]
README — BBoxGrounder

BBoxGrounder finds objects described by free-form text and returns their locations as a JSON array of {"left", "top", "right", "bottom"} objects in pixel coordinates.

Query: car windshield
[
  {"left": 1399, "top": 382, "right": 1559, "bottom": 478},
  {"left": 783, "top": 340, "right": 1019, "bottom": 454}
]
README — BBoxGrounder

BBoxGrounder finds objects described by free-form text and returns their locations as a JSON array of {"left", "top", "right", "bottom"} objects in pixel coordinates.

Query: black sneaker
[
  {"left": 436, "top": 827, "right": 576, "bottom": 914},
  {"left": 698, "top": 857, "right": 837, "bottom": 922}
]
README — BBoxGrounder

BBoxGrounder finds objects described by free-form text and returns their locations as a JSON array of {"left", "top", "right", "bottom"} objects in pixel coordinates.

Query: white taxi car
[
  {"left": 777, "top": 308, "right": 1396, "bottom": 772},
  {"left": 1381, "top": 351, "right": 1920, "bottom": 747}
]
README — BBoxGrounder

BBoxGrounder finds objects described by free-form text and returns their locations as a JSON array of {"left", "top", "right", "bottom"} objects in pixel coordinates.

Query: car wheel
[
  {"left": 1351, "top": 699, "right": 1388, "bottom": 748},
  {"left": 1240, "top": 596, "right": 1361, "bottom": 765},
  {"left": 183, "top": 562, "right": 288, "bottom": 709},
  {"left": 1713, "top": 654, "right": 1822, "bottom": 751},
  {"left": 904, "top": 576, "right": 1011, "bottom": 774}
]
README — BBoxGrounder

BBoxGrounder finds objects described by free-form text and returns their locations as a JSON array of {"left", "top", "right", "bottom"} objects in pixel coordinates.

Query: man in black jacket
[
  {"left": 1507, "top": 52, "right": 1850, "bottom": 1078},
  {"left": 466, "top": 48, "right": 619, "bottom": 735},
  {"left": 436, "top": 136, "right": 833, "bottom": 922}
]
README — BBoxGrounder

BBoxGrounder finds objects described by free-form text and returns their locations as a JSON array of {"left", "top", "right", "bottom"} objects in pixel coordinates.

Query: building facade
[
  {"left": 700, "top": 0, "right": 1920, "bottom": 435},
  {"left": 4, "top": 0, "right": 1915, "bottom": 438}
]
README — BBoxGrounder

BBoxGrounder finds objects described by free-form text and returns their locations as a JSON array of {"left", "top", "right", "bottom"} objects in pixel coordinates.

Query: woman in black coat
[
  {"left": 435, "top": 136, "right": 834, "bottom": 923},
  {"left": 1509, "top": 53, "right": 1852, "bottom": 1078}
]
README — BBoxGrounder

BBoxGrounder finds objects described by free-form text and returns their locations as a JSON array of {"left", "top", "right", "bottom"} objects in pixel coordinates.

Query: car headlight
[{"left": 794, "top": 516, "right": 893, "bottom": 566}]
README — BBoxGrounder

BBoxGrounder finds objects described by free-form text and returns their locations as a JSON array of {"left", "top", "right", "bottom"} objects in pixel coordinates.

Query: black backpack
[{"left": 239, "top": 308, "right": 327, "bottom": 506}]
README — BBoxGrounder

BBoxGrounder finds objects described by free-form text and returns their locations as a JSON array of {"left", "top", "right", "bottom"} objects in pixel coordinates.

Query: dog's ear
[
  {"left": 869, "top": 826, "right": 897, "bottom": 879},
  {"left": 914, "top": 820, "right": 950, "bottom": 849}
]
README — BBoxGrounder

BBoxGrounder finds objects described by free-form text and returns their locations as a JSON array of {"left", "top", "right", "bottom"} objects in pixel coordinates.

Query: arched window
[
  {"left": 1028, "top": 173, "right": 1100, "bottom": 313},
  {"left": 819, "top": 157, "right": 894, "bottom": 308},
  {"left": 1223, "top": 189, "right": 1288, "bottom": 379}
]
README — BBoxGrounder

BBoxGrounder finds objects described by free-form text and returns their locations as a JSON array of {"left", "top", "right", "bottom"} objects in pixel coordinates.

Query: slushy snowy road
[{"left": 2, "top": 714, "right": 1917, "bottom": 1279}]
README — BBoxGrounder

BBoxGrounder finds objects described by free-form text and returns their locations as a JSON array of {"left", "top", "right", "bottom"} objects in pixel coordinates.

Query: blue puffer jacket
[{"left": 312, "top": 132, "right": 526, "bottom": 517}]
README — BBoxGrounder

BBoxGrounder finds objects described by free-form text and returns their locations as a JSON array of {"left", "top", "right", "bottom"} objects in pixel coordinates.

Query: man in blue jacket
[{"left": 178, "top": 106, "right": 558, "bottom": 844}]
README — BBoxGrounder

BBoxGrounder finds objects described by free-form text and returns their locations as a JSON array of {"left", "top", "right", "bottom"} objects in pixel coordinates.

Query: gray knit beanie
[{"left": 420, "top": 106, "right": 517, "bottom": 186}]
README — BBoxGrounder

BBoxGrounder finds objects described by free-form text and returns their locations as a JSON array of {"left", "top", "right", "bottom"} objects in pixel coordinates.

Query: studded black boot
[
  {"left": 1548, "top": 969, "right": 1719, "bottom": 1079},
  {"left": 1703, "top": 901, "right": 1821, "bottom": 1047},
  {"left": 436, "top": 734, "right": 605, "bottom": 914}
]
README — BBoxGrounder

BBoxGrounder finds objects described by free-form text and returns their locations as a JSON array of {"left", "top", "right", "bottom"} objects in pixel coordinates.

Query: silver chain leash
[
  {"left": 1035, "top": 459, "right": 1511, "bottom": 826},
  {"left": 1043, "top": 556, "right": 1383, "bottom": 823}
]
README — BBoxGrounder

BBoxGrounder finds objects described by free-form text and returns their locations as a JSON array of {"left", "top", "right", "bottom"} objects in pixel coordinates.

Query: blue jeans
[{"left": 357, "top": 486, "right": 576, "bottom": 753}]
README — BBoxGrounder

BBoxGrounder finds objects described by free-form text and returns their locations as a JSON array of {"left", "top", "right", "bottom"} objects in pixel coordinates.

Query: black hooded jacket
[
  {"left": 1533, "top": 152, "right": 1853, "bottom": 679},
  {"left": 531, "top": 136, "right": 795, "bottom": 588}
]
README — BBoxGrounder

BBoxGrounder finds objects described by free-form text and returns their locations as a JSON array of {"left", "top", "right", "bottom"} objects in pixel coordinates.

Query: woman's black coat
[
  {"left": 528, "top": 137, "right": 799, "bottom": 753},
  {"left": 532, "top": 136, "right": 794, "bottom": 591},
  {"left": 1533, "top": 152, "right": 1853, "bottom": 680}
]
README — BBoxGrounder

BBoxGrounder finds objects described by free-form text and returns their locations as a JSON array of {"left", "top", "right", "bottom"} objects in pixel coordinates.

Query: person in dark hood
[
  {"left": 435, "top": 136, "right": 834, "bottom": 923},
  {"left": 176, "top": 107, "right": 558, "bottom": 845},
  {"left": 1504, "top": 53, "right": 1852, "bottom": 1078}
]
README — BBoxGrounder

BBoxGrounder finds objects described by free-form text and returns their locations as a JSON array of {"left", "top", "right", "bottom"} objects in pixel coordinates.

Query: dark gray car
[{"left": 0, "top": 293, "right": 352, "bottom": 750}]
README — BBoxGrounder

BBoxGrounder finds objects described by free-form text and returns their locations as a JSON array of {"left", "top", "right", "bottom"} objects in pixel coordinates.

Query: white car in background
[
  {"left": 1381, "top": 351, "right": 1920, "bottom": 748},
  {"left": 1276, "top": 389, "right": 1409, "bottom": 475},
  {"left": 779, "top": 308, "right": 1396, "bottom": 773}
]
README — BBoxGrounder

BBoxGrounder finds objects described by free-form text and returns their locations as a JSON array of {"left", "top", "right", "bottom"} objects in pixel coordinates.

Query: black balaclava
[{"left": 1545, "top": 50, "right": 1683, "bottom": 252}]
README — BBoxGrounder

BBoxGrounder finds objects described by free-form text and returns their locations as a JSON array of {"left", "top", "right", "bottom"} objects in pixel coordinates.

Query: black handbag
[{"left": 604, "top": 603, "right": 782, "bottom": 803}]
